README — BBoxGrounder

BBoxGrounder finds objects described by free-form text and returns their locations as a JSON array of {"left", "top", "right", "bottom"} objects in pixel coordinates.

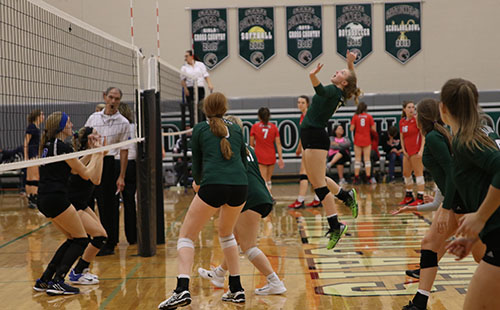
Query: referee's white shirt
[
  {"left": 85, "top": 110, "right": 130, "bottom": 157},
  {"left": 180, "top": 61, "right": 209, "bottom": 87},
  {"left": 115, "top": 123, "right": 136, "bottom": 161}
]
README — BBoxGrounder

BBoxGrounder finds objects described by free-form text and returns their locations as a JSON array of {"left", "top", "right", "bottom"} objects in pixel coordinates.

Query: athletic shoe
[
  {"left": 197, "top": 267, "right": 224, "bottom": 288},
  {"left": 27, "top": 195, "right": 37, "bottom": 209},
  {"left": 402, "top": 300, "right": 426, "bottom": 310},
  {"left": 405, "top": 268, "right": 420, "bottom": 279},
  {"left": 82, "top": 268, "right": 99, "bottom": 280},
  {"left": 306, "top": 199, "right": 322, "bottom": 208},
  {"left": 344, "top": 189, "right": 358, "bottom": 219},
  {"left": 353, "top": 176, "right": 361, "bottom": 185},
  {"left": 339, "top": 178, "right": 348, "bottom": 186},
  {"left": 33, "top": 278, "right": 50, "bottom": 292},
  {"left": 408, "top": 199, "right": 423, "bottom": 206},
  {"left": 46, "top": 280, "right": 80, "bottom": 295},
  {"left": 254, "top": 281, "right": 287, "bottom": 295},
  {"left": 221, "top": 290, "right": 245, "bottom": 303},
  {"left": 158, "top": 290, "right": 191, "bottom": 309},
  {"left": 370, "top": 177, "right": 377, "bottom": 184},
  {"left": 288, "top": 200, "right": 305, "bottom": 209},
  {"left": 69, "top": 268, "right": 99, "bottom": 285},
  {"left": 325, "top": 223, "right": 348, "bottom": 250},
  {"left": 399, "top": 195, "right": 415, "bottom": 205}
]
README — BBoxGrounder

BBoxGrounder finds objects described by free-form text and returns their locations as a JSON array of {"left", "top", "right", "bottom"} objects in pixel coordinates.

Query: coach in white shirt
[
  {"left": 180, "top": 50, "right": 213, "bottom": 126},
  {"left": 85, "top": 87, "right": 130, "bottom": 256}
]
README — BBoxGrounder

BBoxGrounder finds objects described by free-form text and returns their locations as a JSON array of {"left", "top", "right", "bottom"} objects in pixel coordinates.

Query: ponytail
[
  {"left": 203, "top": 92, "right": 233, "bottom": 160},
  {"left": 344, "top": 70, "right": 361, "bottom": 105},
  {"left": 39, "top": 112, "right": 64, "bottom": 156}
]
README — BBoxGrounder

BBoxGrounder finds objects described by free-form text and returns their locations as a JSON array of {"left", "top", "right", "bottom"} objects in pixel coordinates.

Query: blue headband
[{"left": 57, "top": 112, "right": 68, "bottom": 133}]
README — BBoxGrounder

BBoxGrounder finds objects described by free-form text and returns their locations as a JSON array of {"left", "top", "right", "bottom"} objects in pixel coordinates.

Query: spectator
[
  {"left": 327, "top": 124, "right": 351, "bottom": 186},
  {"left": 173, "top": 127, "right": 192, "bottom": 187},
  {"left": 381, "top": 126, "right": 403, "bottom": 183},
  {"left": 181, "top": 50, "right": 214, "bottom": 127},
  {"left": 350, "top": 102, "right": 375, "bottom": 184},
  {"left": 24, "top": 109, "right": 44, "bottom": 209}
]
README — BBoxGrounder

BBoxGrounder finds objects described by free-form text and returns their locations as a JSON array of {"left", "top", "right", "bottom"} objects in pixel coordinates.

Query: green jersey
[
  {"left": 422, "top": 130, "right": 461, "bottom": 210},
  {"left": 242, "top": 146, "right": 273, "bottom": 212},
  {"left": 450, "top": 130, "right": 500, "bottom": 240},
  {"left": 301, "top": 83, "right": 344, "bottom": 129},
  {"left": 191, "top": 120, "right": 248, "bottom": 186}
]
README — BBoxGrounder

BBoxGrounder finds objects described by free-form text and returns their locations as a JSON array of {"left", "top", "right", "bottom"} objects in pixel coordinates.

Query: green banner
[
  {"left": 191, "top": 9, "right": 228, "bottom": 70},
  {"left": 238, "top": 7, "right": 275, "bottom": 69},
  {"left": 286, "top": 6, "right": 322, "bottom": 67},
  {"left": 335, "top": 4, "right": 372, "bottom": 65},
  {"left": 385, "top": 2, "right": 422, "bottom": 64}
]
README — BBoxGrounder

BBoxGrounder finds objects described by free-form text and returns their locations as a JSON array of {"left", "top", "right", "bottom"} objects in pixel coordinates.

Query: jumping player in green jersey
[{"left": 300, "top": 50, "right": 361, "bottom": 250}]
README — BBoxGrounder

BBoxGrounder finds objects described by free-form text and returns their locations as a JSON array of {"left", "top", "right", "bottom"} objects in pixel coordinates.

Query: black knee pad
[
  {"left": 72, "top": 237, "right": 90, "bottom": 251},
  {"left": 314, "top": 186, "right": 330, "bottom": 202},
  {"left": 90, "top": 236, "right": 107, "bottom": 249},
  {"left": 26, "top": 180, "right": 39, "bottom": 186},
  {"left": 420, "top": 249, "right": 438, "bottom": 269},
  {"left": 299, "top": 174, "right": 308, "bottom": 181}
]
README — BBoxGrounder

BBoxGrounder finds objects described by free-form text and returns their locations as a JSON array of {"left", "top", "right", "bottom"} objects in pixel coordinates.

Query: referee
[{"left": 85, "top": 87, "right": 130, "bottom": 256}]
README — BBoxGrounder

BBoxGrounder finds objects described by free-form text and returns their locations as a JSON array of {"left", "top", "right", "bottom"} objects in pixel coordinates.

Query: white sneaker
[
  {"left": 197, "top": 267, "right": 224, "bottom": 288},
  {"left": 68, "top": 268, "right": 99, "bottom": 285},
  {"left": 370, "top": 177, "right": 377, "bottom": 184},
  {"left": 82, "top": 268, "right": 98, "bottom": 280},
  {"left": 339, "top": 178, "right": 347, "bottom": 186},
  {"left": 255, "top": 281, "right": 287, "bottom": 295}
]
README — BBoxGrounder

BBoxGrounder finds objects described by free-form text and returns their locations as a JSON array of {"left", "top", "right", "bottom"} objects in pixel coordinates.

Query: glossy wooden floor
[{"left": 0, "top": 182, "right": 473, "bottom": 309}]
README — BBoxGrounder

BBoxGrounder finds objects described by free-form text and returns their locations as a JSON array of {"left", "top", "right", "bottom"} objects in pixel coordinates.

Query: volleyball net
[{"left": 0, "top": 0, "right": 143, "bottom": 172}]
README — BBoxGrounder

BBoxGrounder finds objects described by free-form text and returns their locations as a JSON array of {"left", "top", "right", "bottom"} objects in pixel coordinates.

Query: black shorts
[
  {"left": 38, "top": 193, "right": 71, "bottom": 218},
  {"left": 244, "top": 203, "right": 273, "bottom": 218},
  {"left": 198, "top": 184, "right": 248, "bottom": 208},
  {"left": 70, "top": 199, "right": 89, "bottom": 211},
  {"left": 301, "top": 127, "right": 330, "bottom": 151},
  {"left": 328, "top": 149, "right": 350, "bottom": 165},
  {"left": 481, "top": 228, "right": 500, "bottom": 267}
]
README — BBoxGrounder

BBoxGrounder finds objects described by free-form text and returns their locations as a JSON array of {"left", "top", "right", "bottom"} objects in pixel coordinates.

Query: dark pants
[
  {"left": 95, "top": 157, "right": 120, "bottom": 248},
  {"left": 185, "top": 86, "right": 205, "bottom": 127},
  {"left": 122, "top": 160, "right": 137, "bottom": 244},
  {"left": 388, "top": 152, "right": 404, "bottom": 180}
]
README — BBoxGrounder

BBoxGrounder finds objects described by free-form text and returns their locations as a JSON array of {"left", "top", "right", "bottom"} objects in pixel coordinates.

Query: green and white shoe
[{"left": 326, "top": 223, "right": 348, "bottom": 250}]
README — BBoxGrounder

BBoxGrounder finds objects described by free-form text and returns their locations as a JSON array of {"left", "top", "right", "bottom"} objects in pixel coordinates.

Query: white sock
[
  {"left": 314, "top": 194, "right": 320, "bottom": 201},
  {"left": 327, "top": 213, "right": 338, "bottom": 219},
  {"left": 297, "top": 196, "right": 305, "bottom": 203},
  {"left": 418, "top": 191, "right": 424, "bottom": 195},
  {"left": 178, "top": 274, "right": 190, "bottom": 279},
  {"left": 214, "top": 266, "right": 226, "bottom": 277},
  {"left": 266, "top": 272, "right": 280, "bottom": 284},
  {"left": 417, "top": 289, "right": 430, "bottom": 297}
]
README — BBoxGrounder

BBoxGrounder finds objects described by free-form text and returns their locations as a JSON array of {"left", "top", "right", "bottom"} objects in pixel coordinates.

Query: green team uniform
[
  {"left": 422, "top": 130, "right": 462, "bottom": 210},
  {"left": 448, "top": 130, "right": 500, "bottom": 240},
  {"left": 191, "top": 120, "right": 248, "bottom": 186},
  {"left": 301, "top": 83, "right": 344, "bottom": 129},
  {"left": 242, "top": 146, "right": 273, "bottom": 213}
]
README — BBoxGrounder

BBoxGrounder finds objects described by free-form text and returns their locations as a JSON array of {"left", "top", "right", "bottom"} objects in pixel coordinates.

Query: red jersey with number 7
[
  {"left": 399, "top": 116, "right": 422, "bottom": 156},
  {"left": 250, "top": 121, "right": 279, "bottom": 165}
]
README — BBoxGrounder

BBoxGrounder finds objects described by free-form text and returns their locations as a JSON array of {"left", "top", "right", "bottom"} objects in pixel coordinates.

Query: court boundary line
[
  {"left": 99, "top": 263, "right": 142, "bottom": 310},
  {"left": 0, "top": 222, "right": 51, "bottom": 249}
]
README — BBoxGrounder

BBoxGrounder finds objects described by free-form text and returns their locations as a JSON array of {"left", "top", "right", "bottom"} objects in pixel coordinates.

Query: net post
[
  {"left": 155, "top": 90, "right": 165, "bottom": 244},
  {"left": 136, "top": 89, "right": 157, "bottom": 257}
]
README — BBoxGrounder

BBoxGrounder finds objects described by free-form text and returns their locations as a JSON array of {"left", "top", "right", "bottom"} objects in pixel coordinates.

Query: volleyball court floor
[{"left": 0, "top": 182, "right": 472, "bottom": 309}]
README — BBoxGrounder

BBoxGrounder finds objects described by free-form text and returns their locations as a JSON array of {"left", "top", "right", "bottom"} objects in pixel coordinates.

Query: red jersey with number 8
[
  {"left": 250, "top": 121, "right": 279, "bottom": 165},
  {"left": 399, "top": 117, "right": 422, "bottom": 156},
  {"left": 351, "top": 113, "right": 374, "bottom": 147}
]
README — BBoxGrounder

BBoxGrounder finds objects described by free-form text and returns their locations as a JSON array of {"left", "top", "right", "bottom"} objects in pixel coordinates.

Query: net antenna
[{"left": 0, "top": 0, "right": 144, "bottom": 172}]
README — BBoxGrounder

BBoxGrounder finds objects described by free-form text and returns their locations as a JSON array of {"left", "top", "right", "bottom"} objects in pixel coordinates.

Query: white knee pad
[
  {"left": 416, "top": 176, "right": 425, "bottom": 186},
  {"left": 177, "top": 238, "right": 194, "bottom": 250},
  {"left": 354, "top": 161, "right": 362, "bottom": 169},
  {"left": 404, "top": 177, "right": 414, "bottom": 185},
  {"left": 219, "top": 234, "right": 237, "bottom": 249},
  {"left": 245, "top": 246, "right": 263, "bottom": 261},
  {"left": 364, "top": 161, "right": 372, "bottom": 168},
  {"left": 266, "top": 181, "right": 272, "bottom": 190}
]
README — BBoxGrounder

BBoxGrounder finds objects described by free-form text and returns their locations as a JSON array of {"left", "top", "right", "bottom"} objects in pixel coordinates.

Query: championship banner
[
  {"left": 385, "top": 2, "right": 422, "bottom": 64},
  {"left": 191, "top": 9, "right": 228, "bottom": 70},
  {"left": 335, "top": 4, "right": 372, "bottom": 65},
  {"left": 238, "top": 7, "right": 275, "bottom": 69},
  {"left": 286, "top": 6, "right": 322, "bottom": 67}
]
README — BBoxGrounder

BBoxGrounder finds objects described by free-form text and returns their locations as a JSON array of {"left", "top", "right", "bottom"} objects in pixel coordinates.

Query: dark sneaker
[
  {"left": 46, "top": 280, "right": 80, "bottom": 295},
  {"left": 33, "top": 278, "right": 50, "bottom": 292},
  {"left": 326, "top": 223, "right": 348, "bottom": 250},
  {"left": 405, "top": 268, "right": 420, "bottom": 279},
  {"left": 402, "top": 301, "right": 426, "bottom": 310},
  {"left": 158, "top": 290, "right": 191, "bottom": 309},
  {"left": 344, "top": 189, "right": 358, "bottom": 219},
  {"left": 221, "top": 290, "right": 245, "bottom": 303}
]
